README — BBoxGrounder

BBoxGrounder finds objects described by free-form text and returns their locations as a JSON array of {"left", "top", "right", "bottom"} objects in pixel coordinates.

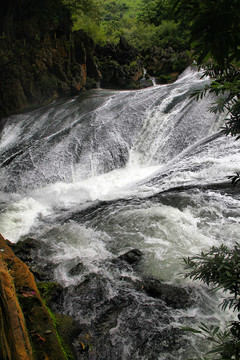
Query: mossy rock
[
  {"left": 37, "top": 282, "right": 64, "bottom": 309},
  {"left": 55, "top": 314, "right": 82, "bottom": 360}
]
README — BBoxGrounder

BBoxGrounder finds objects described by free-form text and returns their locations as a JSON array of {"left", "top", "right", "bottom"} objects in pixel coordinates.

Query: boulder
[
  {"left": 118, "top": 248, "right": 143, "bottom": 265},
  {"left": 68, "top": 261, "right": 85, "bottom": 276},
  {"left": 141, "top": 276, "right": 193, "bottom": 309}
]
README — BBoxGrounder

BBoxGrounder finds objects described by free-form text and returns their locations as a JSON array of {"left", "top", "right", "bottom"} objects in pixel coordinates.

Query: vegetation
[
  {"left": 62, "top": 0, "right": 105, "bottom": 43},
  {"left": 63, "top": 0, "right": 191, "bottom": 51},
  {"left": 174, "top": 0, "right": 240, "bottom": 138},
  {"left": 183, "top": 244, "right": 240, "bottom": 359},
  {"left": 172, "top": 1, "right": 240, "bottom": 358}
]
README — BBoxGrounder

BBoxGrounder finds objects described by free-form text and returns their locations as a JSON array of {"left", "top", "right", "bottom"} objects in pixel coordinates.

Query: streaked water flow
[{"left": 0, "top": 67, "right": 239, "bottom": 359}]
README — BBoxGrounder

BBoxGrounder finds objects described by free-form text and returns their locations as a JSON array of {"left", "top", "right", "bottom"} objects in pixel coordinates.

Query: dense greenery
[
  {"left": 183, "top": 244, "right": 240, "bottom": 359},
  {"left": 174, "top": 0, "right": 240, "bottom": 138},
  {"left": 62, "top": 0, "right": 105, "bottom": 43},
  {"left": 63, "top": 0, "right": 191, "bottom": 51}
]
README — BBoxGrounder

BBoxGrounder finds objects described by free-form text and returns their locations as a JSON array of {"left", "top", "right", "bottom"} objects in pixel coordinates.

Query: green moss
[
  {"left": 44, "top": 304, "right": 76, "bottom": 360},
  {"left": 37, "top": 282, "right": 61, "bottom": 304},
  {"left": 37, "top": 282, "right": 76, "bottom": 360}
]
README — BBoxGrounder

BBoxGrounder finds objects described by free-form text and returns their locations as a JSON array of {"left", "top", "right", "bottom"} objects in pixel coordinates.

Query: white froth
[{"left": 0, "top": 197, "right": 51, "bottom": 242}]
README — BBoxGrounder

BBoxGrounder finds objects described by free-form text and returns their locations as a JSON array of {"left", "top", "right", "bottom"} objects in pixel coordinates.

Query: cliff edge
[
  {"left": 0, "top": 0, "right": 100, "bottom": 124},
  {"left": 0, "top": 234, "right": 75, "bottom": 360}
]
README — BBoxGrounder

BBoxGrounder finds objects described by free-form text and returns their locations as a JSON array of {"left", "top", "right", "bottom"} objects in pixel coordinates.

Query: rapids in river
[{"left": 0, "top": 67, "right": 240, "bottom": 359}]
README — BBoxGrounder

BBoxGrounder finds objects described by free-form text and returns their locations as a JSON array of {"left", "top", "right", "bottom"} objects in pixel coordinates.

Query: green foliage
[
  {"left": 64, "top": 0, "right": 191, "bottom": 50},
  {"left": 183, "top": 244, "right": 240, "bottom": 359},
  {"left": 183, "top": 322, "right": 240, "bottom": 360},
  {"left": 63, "top": 0, "right": 100, "bottom": 18},
  {"left": 174, "top": 0, "right": 240, "bottom": 67},
  {"left": 137, "top": 0, "right": 175, "bottom": 25},
  {"left": 153, "top": 20, "right": 189, "bottom": 51},
  {"left": 62, "top": 0, "right": 106, "bottom": 44},
  {"left": 73, "top": 16, "right": 106, "bottom": 44},
  {"left": 174, "top": 0, "right": 240, "bottom": 138},
  {"left": 184, "top": 244, "right": 240, "bottom": 311},
  {"left": 120, "top": 22, "right": 156, "bottom": 51},
  {"left": 99, "top": 0, "right": 143, "bottom": 44}
]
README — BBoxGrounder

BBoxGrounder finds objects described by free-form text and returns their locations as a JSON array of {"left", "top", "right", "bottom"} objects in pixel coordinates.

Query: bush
[{"left": 183, "top": 244, "right": 240, "bottom": 359}]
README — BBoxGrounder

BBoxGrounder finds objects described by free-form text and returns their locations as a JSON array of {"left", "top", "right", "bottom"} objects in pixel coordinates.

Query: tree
[
  {"left": 183, "top": 244, "right": 240, "bottom": 359},
  {"left": 62, "top": 0, "right": 106, "bottom": 44},
  {"left": 137, "top": 0, "right": 175, "bottom": 26},
  {"left": 174, "top": 0, "right": 240, "bottom": 138},
  {"left": 63, "top": 0, "right": 99, "bottom": 17}
]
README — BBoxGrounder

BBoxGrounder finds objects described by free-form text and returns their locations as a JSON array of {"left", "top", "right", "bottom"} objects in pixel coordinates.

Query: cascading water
[{"left": 0, "top": 67, "right": 239, "bottom": 359}]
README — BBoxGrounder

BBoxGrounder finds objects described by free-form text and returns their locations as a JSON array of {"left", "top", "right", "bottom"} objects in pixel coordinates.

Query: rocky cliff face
[
  {"left": 95, "top": 36, "right": 144, "bottom": 90},
  {"left": 0, "top": 0, "right": 100, "bottom": 124},
  {"left": 143, "top": 46, "right": 190, "bottom": 84},
  {"left": 0, "top": 0, "right": 191, "bottom": 126},
  {"left": 0, "top": 234, "right": 76, "bottom": 360}
]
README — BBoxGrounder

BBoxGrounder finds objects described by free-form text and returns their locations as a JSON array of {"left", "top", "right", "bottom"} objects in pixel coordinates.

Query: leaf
[
  {"left": 181, "top": 326, "right": 203, "bottom": 334},
  {"left": 207, "top": 345, "right": 224, "bottom": 355}
]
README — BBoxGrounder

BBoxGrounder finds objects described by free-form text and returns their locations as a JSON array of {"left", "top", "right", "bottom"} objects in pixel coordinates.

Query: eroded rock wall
[
  {"left": 0, "top": 234, "right": 74, "bottom": 360},
  {"left": 0, "top": 0, "right": 100, "bottom": 123}
]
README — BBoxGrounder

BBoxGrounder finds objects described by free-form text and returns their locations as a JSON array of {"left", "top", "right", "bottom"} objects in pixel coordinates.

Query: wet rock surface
[
  {"left": 9, "top": 237, "right": 196, "bottom": 360},
  {"left": 63, "top": 270, "right": 190, "bottom": 359},
  {"left": 9, "top": 237, "right": 57, "bottom": 281},
  {"left": 0, "top": 234, "right": 76, "bottom": 360},
  {"left": 140, "top": 276, "right": 193, "bottom": 309},
  {"left": 143, "top": 46, "right": 190, "bottom": 84},
  {"left": 95, "top": 36, "right": 144, "bottom": 89},
  {"left": 118, "top": 248, "right": 144, "bottom": 264},
  {"left": 0, "top": 0, "right": 100, "bottom": 122}
]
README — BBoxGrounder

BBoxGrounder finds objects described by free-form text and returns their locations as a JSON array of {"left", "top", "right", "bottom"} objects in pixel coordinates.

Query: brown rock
[
  {"left": 0, "top": 234, "right": 69, "bottom": 360},
  {"left": 0, "top": 236, "right": 34, "bottom": 360}
]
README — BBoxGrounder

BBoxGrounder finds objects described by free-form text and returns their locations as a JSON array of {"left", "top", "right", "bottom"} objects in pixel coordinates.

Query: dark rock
[
  {"left": 1, "top": 0, "right": 72, "bottom": 42},
  {"left": 143, "top": 46, "right": 190, "bottom": 84},
  {"left": 95, "top": 37, "right": 143, "bottom": 89},
  {"left": 140, "top": 77, "right": 155, "bottom": 88},
  {"left": 9, "top": 237, "right": 56, "bottom": 281},
  {"left": 9, "top": 238, "right": 40, "bottom": 263},
  {"left": 68, "top": 262, "right": 85, "bottom": 277},
  {"left": 65, "top": 270, "right": 190, "bottom": 360},
  {"left": 118, "top": 248, "right": 143, "bottom": 265},
  {"left": 37, "top": 281, "right": 64, "bottom": 312},
  {"left": 0, "top": 1, "right": 100, "bottom": 123},
  {"left": 96, "top": 36, "right": 139, "bottom": 66},
  {"left": 141, "top": 276, "right": 193, "bottom": 309}
]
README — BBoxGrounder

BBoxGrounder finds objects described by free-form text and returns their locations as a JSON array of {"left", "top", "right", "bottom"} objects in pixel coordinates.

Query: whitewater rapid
[{"left": 0, "top": 67, "right": 239, "bottom": 359}]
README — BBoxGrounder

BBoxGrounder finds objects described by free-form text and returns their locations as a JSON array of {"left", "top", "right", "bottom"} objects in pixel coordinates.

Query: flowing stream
[{"left": 0, "top": 67, "right": 240, "bottom": 359}]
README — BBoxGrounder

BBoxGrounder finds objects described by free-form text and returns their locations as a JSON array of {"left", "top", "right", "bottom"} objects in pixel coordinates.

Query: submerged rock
[
  {"left": 118, "top": 248, "right": 143, "bottom": 264},
  {"left": 68, "top": 261, "right": 85, "bottom": 276},
  {"left": 9, "top": 237, "right": 57, "bottom": 281},
  {"left": 64, "top": 269, "right": 190, "bottom": 359},
  {"left": 141, "top": 276, "right": 193, "bottom": 309},
  {"left": 8, "top": 237, "right": 39, "bottom": 263}
]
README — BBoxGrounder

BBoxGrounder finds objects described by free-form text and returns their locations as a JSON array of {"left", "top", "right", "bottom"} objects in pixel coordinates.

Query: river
[{"left": 0, "top": 67, "right": 239, "bottom": 359}]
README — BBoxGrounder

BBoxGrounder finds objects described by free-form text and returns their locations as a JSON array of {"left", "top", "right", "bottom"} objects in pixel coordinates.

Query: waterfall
[{"left": 0, "top": 67, "right": 239, "bottom": 359}]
